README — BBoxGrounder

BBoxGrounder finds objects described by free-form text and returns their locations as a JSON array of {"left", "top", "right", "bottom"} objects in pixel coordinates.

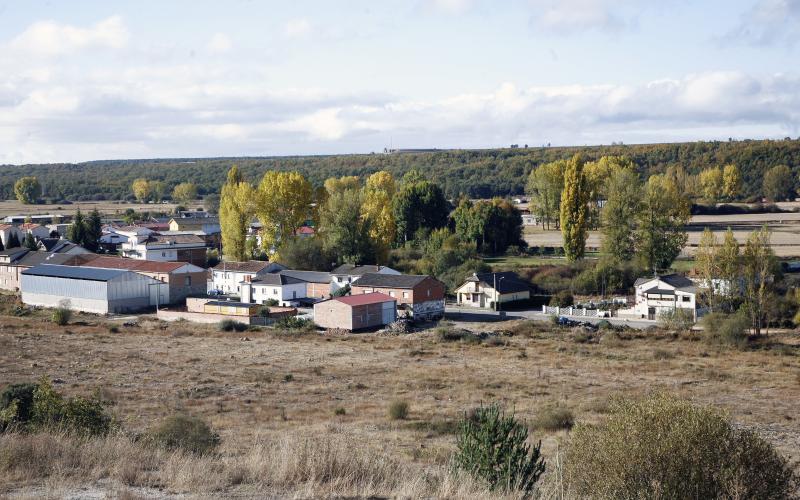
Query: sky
[{"left": 1, "top": 0, "right": 799, "bottom": 164}]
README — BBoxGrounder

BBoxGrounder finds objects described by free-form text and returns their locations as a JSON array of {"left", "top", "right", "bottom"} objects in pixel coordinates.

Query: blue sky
[{"left": 1, "top": 0, "right": 799, "bottom": 163}]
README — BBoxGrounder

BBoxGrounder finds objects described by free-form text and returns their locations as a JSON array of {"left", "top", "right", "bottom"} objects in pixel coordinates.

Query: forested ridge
[{"left": 1, "top": 138, "right": 799, "bottom": 202}]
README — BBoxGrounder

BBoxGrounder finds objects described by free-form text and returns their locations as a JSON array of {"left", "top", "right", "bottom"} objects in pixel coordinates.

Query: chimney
[{"left": 245, "top": 275, "right": 251, "bottom": 283}]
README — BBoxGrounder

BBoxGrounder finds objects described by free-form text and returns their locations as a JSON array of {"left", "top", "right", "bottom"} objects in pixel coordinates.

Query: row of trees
[
  {"left": 695, "top": 226, "right": 775, "bottom": 335},
  {"left": 131, "top": 179, "right": 199, "bottom": 204},
  {"left": 530, "top": 154, "right": 691, "bottom": 271}
]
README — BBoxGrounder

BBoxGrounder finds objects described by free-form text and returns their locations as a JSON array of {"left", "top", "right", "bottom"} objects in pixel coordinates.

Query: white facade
[
  {"left": 332, "top": 265, "right": 400, "bottom": 291},
  {"left": 21, "top": 266, "right": 165, "bottom": 314},
  {"left": 631, "top": 275, "right": 697, "bottom": 321},
  {"left": 240, "top": 280, "right": 307, "bottom": 306},
  {"left": 209, "top": 262, "right": 286, "bottom": 295}
]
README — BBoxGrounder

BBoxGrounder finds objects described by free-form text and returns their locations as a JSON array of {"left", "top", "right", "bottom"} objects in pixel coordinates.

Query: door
[
  {"left": 382, "top": 302, "right": 395, "bottom": 324},
  {"left": 648, "top": 307, "right": 656, "bottom": 321}
]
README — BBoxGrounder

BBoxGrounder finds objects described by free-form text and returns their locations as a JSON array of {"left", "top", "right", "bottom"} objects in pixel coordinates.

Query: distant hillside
[{"left": 1, "top": 138, "right": 799, "bottom": 202}]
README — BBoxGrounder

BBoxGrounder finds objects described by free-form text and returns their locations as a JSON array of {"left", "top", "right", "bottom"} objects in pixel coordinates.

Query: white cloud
[
  {"left": 283, "top": 18, "right": 312, "bottom": 38},
  {"left": 430, "top": 0, "right": 472, "bottom": 14},
  {"left": 9, "top": 16, "right": 129, "bottom": 56},
  {"left": 207, "top": 33, "right": 232, "bottom": 54},
  {"left": 527, "top": 0, "right": 652, "bottom": 34}
]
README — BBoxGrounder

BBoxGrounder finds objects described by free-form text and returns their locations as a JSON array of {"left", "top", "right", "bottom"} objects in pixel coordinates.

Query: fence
[{"left": 542, "top": 305, "right": 608, "bottom": 318}]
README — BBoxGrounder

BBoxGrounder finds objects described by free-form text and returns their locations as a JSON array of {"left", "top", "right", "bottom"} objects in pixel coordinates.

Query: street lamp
[{"left": 493, "top": 274, "right": 506, "bottom": 312}]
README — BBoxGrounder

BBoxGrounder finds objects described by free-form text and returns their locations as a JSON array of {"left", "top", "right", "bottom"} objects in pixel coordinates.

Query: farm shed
[
  {"left": 21, "top": 264, "right": 164, "bottom": 314},
  {"left": 313, "top": 292, "right": 396, "bottom": 331}
]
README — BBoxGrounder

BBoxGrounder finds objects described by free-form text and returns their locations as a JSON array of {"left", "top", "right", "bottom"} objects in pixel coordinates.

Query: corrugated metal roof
[
  {"left": 205, "top": 300, "right": 254, "bottom": 308},
  {"left": 279, "top": 269, "right": 331, "bottom": 283},
  {"left": 22, "top": 264, "right": 129, "bottom": 282},
  {"left": 352, "top": 273, "right": 433, "bottom": 289},
  {"left": 335, "top": 292, "right": 395, "bottom": 306}
]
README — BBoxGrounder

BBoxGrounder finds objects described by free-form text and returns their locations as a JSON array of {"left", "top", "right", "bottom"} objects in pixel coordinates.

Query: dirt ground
[{"left": 1, "top": 307, "right": 799, "bottom": 490}]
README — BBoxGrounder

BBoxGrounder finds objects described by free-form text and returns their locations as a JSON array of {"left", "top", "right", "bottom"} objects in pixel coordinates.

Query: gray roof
[
  {"left": 249, "top": 273, "right": 304, "bottom": 286},
  {"left": 0, "top": 248, "right": 29, "bottom": 258},
  {"left": 331, "top": 264, "right": 392, "bottom": 276},
  {"left": 22, "top": 264, "right": 129, "bottom": 282},
  {"left": 352, "top": 273, "right": 433, "bottom": 289},
  {"left": 468, "top": 272, "right": 531, "bottom": 294},
  {"left": 280, "top": 269, "right": 331, "bottom": 283},
  {"left": 635, "top": 273, "right": 694, "bottom": 290},
  {"left": 18, "top": 252, "right": 74, "bottom": 267}
]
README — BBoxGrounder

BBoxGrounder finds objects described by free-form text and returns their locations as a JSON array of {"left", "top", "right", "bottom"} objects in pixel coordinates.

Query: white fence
[{"left": 542, "top": 305, "right": 608, "bottom": 317}]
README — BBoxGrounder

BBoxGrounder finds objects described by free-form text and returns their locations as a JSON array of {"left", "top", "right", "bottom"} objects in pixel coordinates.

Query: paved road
[{"left": 444, "top": 306, "right": 656, "bottom": 330}]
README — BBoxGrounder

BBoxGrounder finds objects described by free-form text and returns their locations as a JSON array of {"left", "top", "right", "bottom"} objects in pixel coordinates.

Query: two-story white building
[
  {"left": 239, "top": 273, "right": 307, "bottom": 306},
  {"left": 330, "top": 264, "right": 400, "bottom": 292},
  {"left": 632, "top": 274, "right": 697, "bottom": 321},
  {"left": 119, "top": 231, "right": 207, "bottom": 268},
  {"left": 209, "top": 260, "right": 286, "bottom": 295}
]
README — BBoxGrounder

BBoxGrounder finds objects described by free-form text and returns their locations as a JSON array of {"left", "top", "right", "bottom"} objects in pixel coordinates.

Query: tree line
[{"left": 3, "top": 138, "right": 800, "bottom": 203}]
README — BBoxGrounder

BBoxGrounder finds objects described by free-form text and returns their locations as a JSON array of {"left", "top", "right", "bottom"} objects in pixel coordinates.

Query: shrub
[
  {"left": 331, "top": 284, "right": 350, "bottom": 297},
  {"left": 27, "top": 378, "right": 113, "bottom": 436},
  {"left": 264, "top": 299, "right": 279, "bottom": 307},
  {"left": 148, "top": 414, "right": 220, "bottom": 455},
  {"left": 453, "top": 403, "right": 545, "bottom": 494},
  {"left": 274, "top": 316, "right": 313, "bottom": 330},
  {"left": 531, "top": 406, "right": 574, "bottom": 431},
  {"left": 657, "top": 308, "right": 695, "bottom": 331},
  {"left": 565, "top": 393, "right": 797, "bottom": 499},
  {"left": 388, "top": 400, "right": 409, "bottom": 420},
  {"left": 436, "top": 328, "right": 480, "bottom": 344},
  {"left": 0, "top": 383, "right": 36, "bottom": 430},
  {"left": 334, "top": 407, "right": 346, "bottom": 416},
  {"left": 52, "top": 306, "right": 72, "bottom": 326},
  {"left": 596, "top": 319, "right": 612, "bottom": 330},
  {"left": 549, "top": 290, "right": 574, "bottom": 307},
  {"left": 702, "top": 311, "right": 749, "bottom": 348},
  {"left": 218, "top": 319, "right": 248, "bottom": 332}
]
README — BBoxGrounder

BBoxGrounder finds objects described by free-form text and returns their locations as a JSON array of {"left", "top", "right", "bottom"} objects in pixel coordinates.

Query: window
[
  {"left": 427, "top": 289, "right": 431, "bottom": 297},
  {"left": 682, "top": 296, "right": 690, "bottom": 302},
  {"left": 184, "top": 276, "right": 191, "bottom": 286},
  {"left": 162, "top": 251, "right": 166, "bottom": 257},
  {"left": 364, "top": 290, "right": 369, "bottom": 294},
  {"left": 402, "top": 291, "right": 409, "bottom": 299},
  {"left": 388, "top": 291, "right": 395, "bottom": 297},
  {"left": 273, "top": 288, "right": 278, "bottom": 295}
]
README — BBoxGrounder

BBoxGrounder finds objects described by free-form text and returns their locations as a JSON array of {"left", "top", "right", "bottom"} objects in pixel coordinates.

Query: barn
[{"left": 21, "top": 264, "right": 165, "bottom": 314}]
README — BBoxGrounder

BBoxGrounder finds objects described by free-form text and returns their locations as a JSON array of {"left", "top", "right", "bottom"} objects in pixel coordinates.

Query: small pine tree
[
  {"left": 23, "top": 232, "right": 38, "bottom": 250},
  {"left": 7, "top": 232, "right": 20, "bottom": 249},
  {"left": 0, "top": 237, "right": 5, "bottom": 251},
  {"left": 454, "top": 403, "right": 546, "bottom": 494},
  {"left": 68, "top": 209, "right": 87, "bottom": 248}
]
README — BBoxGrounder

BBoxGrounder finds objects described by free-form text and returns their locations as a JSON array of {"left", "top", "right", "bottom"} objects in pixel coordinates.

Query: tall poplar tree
[
  {"left": 635, "top": 175, "right": 690, "bottom": 271},
  {"left": 219, "top": 166, "right": 255, "bottom": 262},
  {"left": 601, "top": 169, "right": 642, "bottom": 263},
  {"left": 695, "top": 228, "right": 720, "bottom": 311},
  {"left": 559, "top": 154, "right": 589, "bottom": 262}
]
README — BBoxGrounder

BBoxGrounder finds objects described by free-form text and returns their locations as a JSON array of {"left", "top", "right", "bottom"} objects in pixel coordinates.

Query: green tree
[
  {"left": 255, "top": 171, "right": 313, "bottom": 252},
  {"left": 203, "top": 193, "right": 220, "bottom": 214},
  {"left": 321, "top": 188, "right": 375, "bottom": 265},
  {"left": 742, "top": 227, "right": 774, "bottom": 336},
  {"left": 559, "top": 154, "right": 589, "bottom": 262},
  {"left": 584, "top": 155, "right": 634, "bottom": 229},
  {"left": 762, "top": 165, "right": 794, "bottom": 201},
  {"left": 23, "top": 232, "right": 38, "bottom": 250},
  {"left": 453, "top": 198, "right": 523, "bottom": 255},
  {"left": 392, "top": 174, "right": 449, "bottom": 244},
  {"left": 6, "top": 231, "right": 20, "bottom": 249},
  {"left": 84, "top": 209, "right": 102, "bottom": 252},
  {"left": 274, "top": 236, "right": 333, "bottom": 271},
  {"left": 525, "top": 160, "right": 565, "bottom": 230},
  {"left": 601, "top": 169, "right": 642, "bottom": 263},
  {"left": 150, "top": 180, "right": 166, "bottom": 202},
  {"left": 172, "top": 182, "right": 198, "bottom": 204},
  {"left": 695, "top": 228, "right": 720, "bottom": 311},
  {"left": 635, "top": 175, "right": 690, "bottom": 271},
  {"left": 718, "top": 228, "right": 741, "bottom": 304},
  {"left": 14, "top": 177, "right": 42, "bottom": 204},
  {"left": 67, "top": 209, "right": 87, "bottom": 247},
  {"left": 219, "top": 166, "right": 255, "bottom": 262}
]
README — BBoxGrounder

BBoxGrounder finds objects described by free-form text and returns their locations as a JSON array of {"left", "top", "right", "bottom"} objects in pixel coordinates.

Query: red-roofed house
[
  {"left": 313, "top": 292, "right": 396, "bottom": 331},
  {"left": 63, "top": 255, "right": 207, "bottom": 304},
  {"left": 295, "top": 226, "right": 315, "bottom": 238}
]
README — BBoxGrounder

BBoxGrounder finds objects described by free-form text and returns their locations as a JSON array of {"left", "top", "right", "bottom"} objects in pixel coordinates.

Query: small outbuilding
[
  {"left": 313, "top": 292, "right": 396, "bottom": 331},
  {"left": 21, "top": 264, "right": 165, "bottom": 314}
]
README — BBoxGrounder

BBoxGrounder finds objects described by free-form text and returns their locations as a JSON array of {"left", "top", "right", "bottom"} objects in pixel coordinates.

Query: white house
[
  {"left": 454, "top": 272, "right": 531, "bottom": 309},
  {"left": 239, "top": 273, "right": 307, "bottom": 306},
  {"left": 0, "top": 224, "right": 24, "bottom": 248},
  {"left": 630, "top": 274, "right": 697, "bottom": 321},
  {"left": 209, "top": 260, "right": 286, "bottom": 295},
  {"left": 331, "top": 264, "right": 400, "bottom": 291},
  {"left": 119, "top": 233, "right": 207, "bottom": 267},
  {"left": 19, "top": 223, "right": 51, "bottom": 241}
]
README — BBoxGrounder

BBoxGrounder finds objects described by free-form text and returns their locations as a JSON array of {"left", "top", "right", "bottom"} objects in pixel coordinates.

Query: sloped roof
[
  {"left": 145, "top": 234, "right": 205, "bottom": 245},
  {"left": 65, "top": 255, "right": 197, "bottom": 273},
  {"left": 17, "top": 252, "right": 74, "bottom": 267},
  {"left": 250, "top": 273, "right": 304, "bottom": 286},
  {"left": 335, "top": 292, "right": 395, "bottom": 306},
  {"left": 22, "top": 264, "right": 129, "bottom": 282},
  {"left": 20, "top": 223, "right": 44, "bottom": 230},
  {"left": 635, "top": 273, "right": 694, "bottom": 290},
  {"left": 468, "top": 272, "right": 531, "bottom": 294},
  {"left": 352, "top": 273, "right": 433, "bottom": 289},
  {"left": 295, "top": 226, "right": 315, "bottom": 235},
  {"left": 332, "top": 264, "right": 392, "bottom": 275},
  {"left": 280, "top": 269, "right": 331, "bottom": 283},
  {"left": 212, "top": 260, "right": 275, "bottom": 273},
  {"left": 0, "top": 248, "right": 29, "bottom": 259}
]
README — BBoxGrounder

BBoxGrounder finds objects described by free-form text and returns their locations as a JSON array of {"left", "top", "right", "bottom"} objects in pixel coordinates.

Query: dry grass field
[
  {"left": 0, "top": 200, "right": 204, "bottom": 219},
  {"left": 1, "top": 302, "right": 799, "bottom": 498}
]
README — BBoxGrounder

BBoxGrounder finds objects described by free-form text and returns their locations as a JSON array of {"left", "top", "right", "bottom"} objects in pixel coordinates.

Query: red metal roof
[
  {"left": 295, "top": 226, "right": 315, "bottom": 235},
  {"left": 335, "top": 292, "right": 395, "bottom": 306},
  {"left": 65, "top": 255, "right": 190, "bottom": 273}
]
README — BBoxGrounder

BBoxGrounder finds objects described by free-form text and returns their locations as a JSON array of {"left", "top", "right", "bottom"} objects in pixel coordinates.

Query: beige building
[
  {"left": 314, "top": 292, "right": 396, "bottom": 331},
  {"left": 454, "top": 272, "right": 531, "bottom": 309}
]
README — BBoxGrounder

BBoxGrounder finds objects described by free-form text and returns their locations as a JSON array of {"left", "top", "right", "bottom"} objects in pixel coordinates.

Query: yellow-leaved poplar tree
[
  {"left": 219, "top": 166, "right": 255, "bottom": 262},
  {"left": 361, "top": 171, "right": 397, "bottom": 263},
  {"left": 256, "top": 171, "right": 313, "bottom": 253},
  {"left": 560, "top": 154, "right": 589, "bottom": 262}
]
